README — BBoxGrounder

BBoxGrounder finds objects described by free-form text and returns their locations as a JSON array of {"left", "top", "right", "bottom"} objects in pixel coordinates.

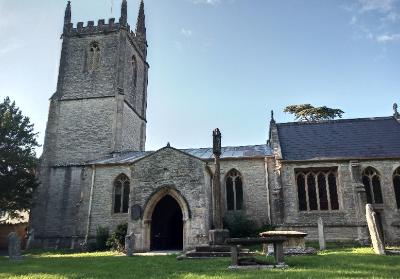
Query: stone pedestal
[{"left": 209, "top": 229, "right": 230, "bottom": 245}]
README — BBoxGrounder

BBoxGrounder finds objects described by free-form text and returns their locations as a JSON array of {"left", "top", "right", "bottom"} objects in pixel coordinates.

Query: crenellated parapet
[{"left": 62, "top": 1, "right": 147, "bottom": 58}]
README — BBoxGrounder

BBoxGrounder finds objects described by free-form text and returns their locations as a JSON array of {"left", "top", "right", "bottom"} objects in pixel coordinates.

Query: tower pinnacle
[
  {"left": 64, "top": 1, "right": 71, "bottom": 26},
  {"left": 136, "top": 0, "right": 146, "bottom": 37},
  {"left": 120, "top": 0, "right": 128, "bottom": 26}
]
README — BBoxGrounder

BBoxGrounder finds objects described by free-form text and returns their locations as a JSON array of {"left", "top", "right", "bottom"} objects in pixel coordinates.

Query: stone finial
[
  {"left": 136, "top": 0, "right": 146, "bottom": 36},
  {"left": 271, "top": 110, "right": 275, "bottom": 124},
  {"left": 120, "top": 0, "right": 128, "bottom": 26},
  {"left": 212, "top": 128, "right": 222, "bottom": 157},
  {"left": 166, "top": 142, "right": 171, "bottom": 147},
  {"left": 64, "top": 1, "right": 71, "bottom": 26},
  {"left": 394, "top": 103, "right": 399, "bottom": 118}
]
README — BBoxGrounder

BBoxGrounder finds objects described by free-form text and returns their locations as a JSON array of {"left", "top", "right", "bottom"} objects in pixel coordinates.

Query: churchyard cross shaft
[{"left": 212, "top": 128, "right": 223, "bottom": 229}]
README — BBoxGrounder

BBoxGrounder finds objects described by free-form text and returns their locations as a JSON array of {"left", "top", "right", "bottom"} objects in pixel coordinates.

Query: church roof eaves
[{"left": 88, "top": 144, "right": 272, "bottom": 166}]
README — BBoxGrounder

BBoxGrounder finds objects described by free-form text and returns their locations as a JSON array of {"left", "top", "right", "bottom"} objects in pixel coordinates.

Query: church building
[{"left": 30, "top": 1, "right": 400, "bottom": 251}]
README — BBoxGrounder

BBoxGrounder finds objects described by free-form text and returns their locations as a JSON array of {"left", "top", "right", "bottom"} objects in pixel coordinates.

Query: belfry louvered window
[
  {"left": 226, "top": 169, "right": 243, "bottom": 211},
  {"left": 362, "top": 167, "right": 383, "bottom": 204},
  {"left": 88, "top": 42, "right": 101, "bottom": 72},
  {"left": 296, "top": 168, "right": 339, "bottom": 212},
  {"left": 131, "top": 55, "right": 137, "bottom": 88},
  {"left": 114, "top": 174, "right": 130, "bottom": 213},
  {"left": 393, "top": 167, "right": 400, "bottom": 209}
]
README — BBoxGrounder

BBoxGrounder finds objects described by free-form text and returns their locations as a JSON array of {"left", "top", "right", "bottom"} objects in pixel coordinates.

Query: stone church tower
[
  {"left": 30, "top": 0, "right": 149, "bottom": 247},
  {"left": 44, "top": 0, "right": 148, "bottom": 166}
]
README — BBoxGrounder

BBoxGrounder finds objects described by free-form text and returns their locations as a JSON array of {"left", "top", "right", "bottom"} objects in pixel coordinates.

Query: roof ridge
[
  {"left": 277, "top": 116, "right": 395, "bottom": 126},
  {"left": 181, "top": 144, "right": 267, "bottom": 151}
]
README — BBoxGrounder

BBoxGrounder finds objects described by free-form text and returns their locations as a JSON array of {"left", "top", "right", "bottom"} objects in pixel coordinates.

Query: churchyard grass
[{"left": 0, "top": 247, "right": 399, "bottom": 279}]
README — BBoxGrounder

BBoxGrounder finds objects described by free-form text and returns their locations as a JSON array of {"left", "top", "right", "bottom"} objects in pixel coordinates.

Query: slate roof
[
  {"left": 89, "top": 144, "right": 272, "bottom": 165},
  {"left": 276, "top": 117, "right": 400, "bottom": 161}
]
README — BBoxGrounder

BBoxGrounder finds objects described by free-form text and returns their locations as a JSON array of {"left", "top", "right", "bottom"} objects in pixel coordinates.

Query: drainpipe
[
  {"left": 265, "top": 157, "right": 272, "bottom": 225},
  {"left": 85, "top": 165, "right": 96, "bottom": 245}
]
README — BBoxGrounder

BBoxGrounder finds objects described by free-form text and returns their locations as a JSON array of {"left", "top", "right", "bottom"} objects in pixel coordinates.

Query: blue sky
[{"left": 0, "top": 0, "right": 399, "bottom": 154}]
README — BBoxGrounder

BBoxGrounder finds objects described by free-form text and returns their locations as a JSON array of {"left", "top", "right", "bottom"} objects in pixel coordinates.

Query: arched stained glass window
[
  {"left": 362, "top": 167, "right": 383, "bottom": 204},
  {"left": 114, "top": 174, "right": 130, "bottom": 213},
  {"left": 226, "top": 169, "right": 243, "bottom": 211}
]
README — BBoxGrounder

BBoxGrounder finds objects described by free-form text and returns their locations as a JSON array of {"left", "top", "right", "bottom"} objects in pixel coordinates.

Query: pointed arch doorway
[{"left": 150, "top": 195, "right": 183, "bottom": 251}]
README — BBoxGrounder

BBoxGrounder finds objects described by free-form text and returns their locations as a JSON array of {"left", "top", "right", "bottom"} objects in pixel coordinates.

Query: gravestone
[
  {"left": 366, "top": 204, "right": 386, "bottom": 255},
  {"left": 25, "top": 229, "right": 35, "bottom": 250},
  {"left": 318, "top": 218, "right": 326, "bottom": 250},
  {"left": 125, "top": 232, "right": 135, "bottom": 257},
  {"left": 8, "top": 232, "right": 23, "bottom": 261}
]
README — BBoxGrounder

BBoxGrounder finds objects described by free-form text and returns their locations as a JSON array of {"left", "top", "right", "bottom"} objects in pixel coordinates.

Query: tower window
[
  {"left": 88, "top": 42, "right": 101, "bottom": 72},
  {"left": 362, "top": 167, "right": 383, "bottom": 204},
  {"left": 296, "top": 168, "right": 339, "bottom": 212},
  {"left": 113, "top": 174, "right": 130, "bottom": 214},
  {"left": 226, "top": 169, "right": 243, "bottom": 211},
  {"left": 393, "top": 167, "right": 400, "bottom": 209}
]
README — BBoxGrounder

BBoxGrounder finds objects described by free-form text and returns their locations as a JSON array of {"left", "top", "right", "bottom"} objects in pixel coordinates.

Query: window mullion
[
  {"left": 325, "top": 173, "right": 332, "bottom": 211},
  {"left": 315, "top": 173, "right": 321, "bottom": 211},
  {"left": 370, "top": 176, "right": 375, "bottom": 204},
  {"left": 305, "top": 173, "right": 310, "bottom": 211},
  {"left": 233, "top": 177, "right": 237, "bottom": 211}
]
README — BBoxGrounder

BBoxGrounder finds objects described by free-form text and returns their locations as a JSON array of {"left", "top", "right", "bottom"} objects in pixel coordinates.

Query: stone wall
[
  {"left": 129, "top": 147, "right": 211, "bottom": 252},
  {"left": 209, "top": 158, "right": 270, "bottom": 226},
  {"left": 276, "top": 159, "right": 400, "bottom": 243},
  {"left": 30, "top": 166, "right": 88, "bottom": 248}
]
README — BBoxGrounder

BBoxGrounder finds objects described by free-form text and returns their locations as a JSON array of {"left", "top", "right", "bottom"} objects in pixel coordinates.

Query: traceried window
[
  {"left": 131, "top": 55, "right": 137, "bottom": 88},
  {"left": 362, "top": 167, "right": 383, "bottom": 204},
  {"left": 296, "top": 169, "right": 339, "bottom": 212},
  {"left": 88, "top": 42, "right": 101, "bottom": 72},
  {"left": 114, "top": 174, "right": 130, "bottom": 214},
  {"left": 393, "top": 167, "right": 400, "bottom": 209},
  {"left": 226, "top": 169, "right": 243, "bottom": 211}
]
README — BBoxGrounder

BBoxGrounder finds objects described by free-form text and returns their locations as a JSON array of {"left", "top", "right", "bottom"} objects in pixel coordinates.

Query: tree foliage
[
  {"left": 284, "top": 104, "right": 344, "bottom": 122},
  {"left": 0, "top": 97, "right": 40, "bottom": 222}
]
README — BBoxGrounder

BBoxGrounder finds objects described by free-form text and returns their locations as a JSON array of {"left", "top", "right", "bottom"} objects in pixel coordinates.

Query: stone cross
[
  {"left": 8, "top": 232, "right": 23, "bottom": 261},
  {"left": 212, "top": 128, "right": 223, "bottom": 230},
  {"left": 318, "top": 217, "right": 326, "bottom": 250},
  {"left": 125, "top": 232, "right": 135, "bottom": 257},
  {"left": 366, "top": 204, "right": 386, "bottom": 255}
]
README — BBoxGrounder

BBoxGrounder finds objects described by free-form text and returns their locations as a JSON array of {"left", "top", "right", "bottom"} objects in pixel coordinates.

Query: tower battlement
[{"left": 63, "top": 1, "right": 147, "bottom": 57}]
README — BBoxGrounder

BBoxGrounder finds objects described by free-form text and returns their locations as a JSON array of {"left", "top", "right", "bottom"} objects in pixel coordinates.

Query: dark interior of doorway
[{"left": 151, "top": 195, "right": 183, "bottom": 251}]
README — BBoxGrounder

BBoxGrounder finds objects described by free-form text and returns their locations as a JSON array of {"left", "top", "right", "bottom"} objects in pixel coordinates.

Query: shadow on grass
[{"left": 0, "top": 248, "right": 399, "bottom": 279}]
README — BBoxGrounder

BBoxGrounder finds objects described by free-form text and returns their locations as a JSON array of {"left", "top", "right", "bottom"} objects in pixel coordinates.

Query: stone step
[{"left": 195, "top": 245, "right": 230, "bottom": 252}]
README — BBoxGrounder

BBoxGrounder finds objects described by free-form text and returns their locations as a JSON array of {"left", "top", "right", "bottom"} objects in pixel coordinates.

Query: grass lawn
[{"left": 0, "top": 247, "right": 399, "bottom": 279}]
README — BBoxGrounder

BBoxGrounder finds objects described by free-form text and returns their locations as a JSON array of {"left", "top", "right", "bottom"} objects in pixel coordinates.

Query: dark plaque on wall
[{"left": 131, "top": 205, "right": 142, "bottom": 221}]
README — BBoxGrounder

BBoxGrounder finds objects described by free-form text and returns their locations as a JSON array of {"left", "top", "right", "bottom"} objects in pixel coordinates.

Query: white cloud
[
  {"left": 190, "top": 0, "right": 221, "bottom": 5},
  {"left": 358, "top": 0, "right": 395, "bottom": 13},
  {"left": 181, "top": 28, "right": 193, "bottom": 37},
  {"left": 376, "top": 33, "right": 400, "bottom": 42},
  {"left": 344, "top": 0, "right": 400, "bottom": 44}
]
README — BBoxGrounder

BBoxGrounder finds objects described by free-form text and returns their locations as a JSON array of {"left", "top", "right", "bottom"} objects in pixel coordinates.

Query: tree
[
  {"left": 0, "top": 97, "right": 40, "bottom": 223},
  {"left": 284, "top": 104, "right": 344, "bottom": 122}
]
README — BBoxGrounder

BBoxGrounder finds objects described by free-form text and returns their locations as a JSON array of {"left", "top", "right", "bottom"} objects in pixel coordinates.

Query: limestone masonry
[{"left": 30, "top": 0, "right": 400, "bottom": 251}]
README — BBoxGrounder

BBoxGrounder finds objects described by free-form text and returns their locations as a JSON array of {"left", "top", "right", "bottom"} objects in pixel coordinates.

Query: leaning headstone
[
  {"left": 318, "top": 217, "right": 326, "bottom": 250},
  {"left": 8, "top": 232, "right": 23, "bottom": 261},
  {"left": 366, "top": 204, "right": 386, "bottom": 255},
  {"left": 125, "top": 232, "right": 135, "bottom": 257},
  {"left": 25, "top": 229, "right": 35, "bottom": 250}
]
